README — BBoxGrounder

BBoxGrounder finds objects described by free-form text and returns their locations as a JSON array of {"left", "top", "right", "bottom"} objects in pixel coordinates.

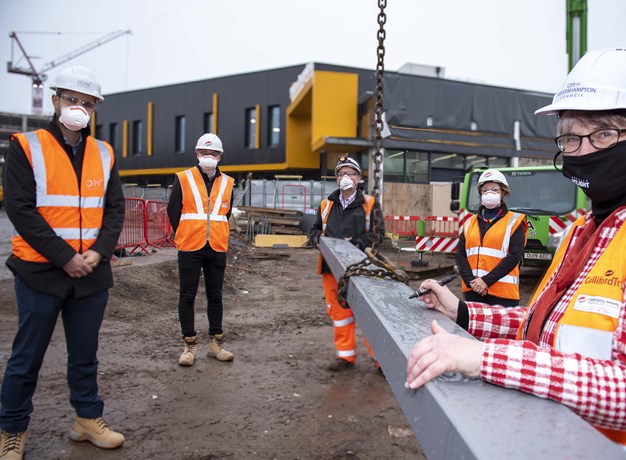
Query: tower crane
[{"left": 7, "top": 29, "right": 132, "bottom": 115}]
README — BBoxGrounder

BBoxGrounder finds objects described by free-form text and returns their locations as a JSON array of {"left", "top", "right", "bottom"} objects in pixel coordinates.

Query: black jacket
[
  {"left": 309, "top": 188, "right": 384, "bottom": 272},
  {"left": 4, "top": 118, "right": 125, "bottom": 298}
]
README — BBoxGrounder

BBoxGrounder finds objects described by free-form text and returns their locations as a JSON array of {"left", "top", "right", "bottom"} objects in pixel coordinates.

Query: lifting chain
[{"left": 337, "top": 0, "right": 409, "bottom": 307}]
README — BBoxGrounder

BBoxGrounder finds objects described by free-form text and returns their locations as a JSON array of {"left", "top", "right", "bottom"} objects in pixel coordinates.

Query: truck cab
[{"left": 451, "top": 166, "right": 588, "bottom": 267}]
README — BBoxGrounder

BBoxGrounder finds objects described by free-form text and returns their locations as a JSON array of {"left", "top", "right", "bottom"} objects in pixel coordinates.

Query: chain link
[{"left": 336, "top": 0, "right": 411, "bottom": 307}]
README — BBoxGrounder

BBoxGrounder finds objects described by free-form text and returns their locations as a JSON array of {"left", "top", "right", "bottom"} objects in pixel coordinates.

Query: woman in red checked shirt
[{"left": 405, "top": 48, "right": 626, "bottom": 446}]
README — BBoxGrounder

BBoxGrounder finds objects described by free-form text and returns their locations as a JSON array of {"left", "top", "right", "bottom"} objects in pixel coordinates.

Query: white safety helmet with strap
[
  {"left": 49, "top": 65, "right": 104, "bottom": 102},
  {"left": 477, "top": 168, "right": 508, "bottom": 188},
  {"left": 195, "top": 133, "right": 223, "bottom": 153},
  {"left": 535, "top": 47, "right": 626, "bottom": 115},
  {"left": 334, "top": 156, "right": 361, "bottom": 175}
]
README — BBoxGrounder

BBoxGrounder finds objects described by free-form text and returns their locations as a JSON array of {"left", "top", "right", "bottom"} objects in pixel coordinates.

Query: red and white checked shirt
[{"left": 466, "top": 208, "right": 626, "bottom": 432}]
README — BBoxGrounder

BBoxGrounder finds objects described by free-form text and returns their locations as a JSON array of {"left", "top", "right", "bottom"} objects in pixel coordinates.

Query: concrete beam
[{"left": 319, "top": 236, "right": 624, "bottom": 459}]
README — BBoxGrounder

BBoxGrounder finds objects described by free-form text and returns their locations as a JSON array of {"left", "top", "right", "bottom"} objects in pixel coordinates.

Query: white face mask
[
  {"left": 339, "top": 175, "right": 355, "bottom": 191},
  {"left": 198, "top": 156, "right": 218, "bottom": 171},
  {"left": 59, "top": 106, "right": 91, "bottom": 131},
  {"left": 481, "top": 191, "right": 501, "bottom": 209}
]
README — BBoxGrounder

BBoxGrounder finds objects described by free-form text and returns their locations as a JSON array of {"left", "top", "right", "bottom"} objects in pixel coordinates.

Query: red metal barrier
[
  {"left": 116, "top": 198, "right": 149, "bottom": 255},
  {"left": 145, "top": 200, "right": 174, "bottom": 248},
  {"left": 423, "top": 215, "right": 459, "bottom": 237},
  {"left": 384, "top": 215, "right": 421, "bottom": 237}
]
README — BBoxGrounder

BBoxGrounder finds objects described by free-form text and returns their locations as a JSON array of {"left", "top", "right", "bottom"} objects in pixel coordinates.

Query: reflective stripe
[
  {"left": 210, "top": 215, "right": 228, "bottom": 222},
  {"left": 321, "top": 199, "right": 332, "bottom": 232},
  {"left": 53, "top": 227, "right": 101, "bottom": 239},
  {"left": 180, "top": 212, "right": 208, "bottom": 221},
  {"left": 210, "top": 174, "right": 229, "bottom": 218},
  {"left": 555, "top": 324, "right": 613, "bottom": 360},
  {"left": 337, "top": 349, "right": 356, "bottom": 358},
  {"left": 472, "top": 268, "right": 519, "bottom": 285},
  {"left": 94, "top": 139, "right": 112, "bottom": 196},
  {"left": 333, "top": 317, "right": 355, "bottom": 327},
  {"left": 466, "top": 246, "right": 505, "bottom": 258},
  {"left": 184, "top": 169, "right": 205, "bottom": 216}
]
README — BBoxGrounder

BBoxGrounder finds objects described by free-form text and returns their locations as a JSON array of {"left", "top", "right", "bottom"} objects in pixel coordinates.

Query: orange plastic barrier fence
[
  {"left": 423, "top": 215, "right": 459, "bottom": 237},
  {"left": 384, "top": 215, "right": 421, "bottom": 237},
  {"left": 145, "top": 200, "right": 174, "bottom": 248}
]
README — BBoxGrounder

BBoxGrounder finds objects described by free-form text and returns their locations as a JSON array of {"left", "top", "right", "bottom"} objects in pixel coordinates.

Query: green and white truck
[{"left": 450, "top": 166, "right": 589, "bottom": 267}]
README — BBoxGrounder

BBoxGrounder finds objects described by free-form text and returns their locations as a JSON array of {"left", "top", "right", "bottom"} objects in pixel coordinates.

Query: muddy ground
[{"left": 0, "top": 209, "right": 540, "bottom": 459}]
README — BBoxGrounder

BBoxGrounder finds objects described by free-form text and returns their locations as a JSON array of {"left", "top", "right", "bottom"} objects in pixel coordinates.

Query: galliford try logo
[
  {"left": 584, "top": 269, "right": 621, "bottom": 287},
  {"left": 555, "top": 82, "right": 597, "bottom": 101}
]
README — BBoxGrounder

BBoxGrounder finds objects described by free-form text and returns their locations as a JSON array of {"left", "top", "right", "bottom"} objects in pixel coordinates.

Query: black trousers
[
  {"left": 177, "top": 244, "right": 227, "bottom": 338},
  {"left": 463, "top": 290, "right": 519, "bottom": 307}
]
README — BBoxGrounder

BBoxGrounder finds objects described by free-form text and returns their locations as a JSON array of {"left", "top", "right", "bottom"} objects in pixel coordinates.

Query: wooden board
[{"left": 254, "top": 234, "right": 308, "bottom": 248}]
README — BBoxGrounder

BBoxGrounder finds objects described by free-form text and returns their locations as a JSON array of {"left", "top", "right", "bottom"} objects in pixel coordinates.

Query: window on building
[
  {"left": 405, "top": 151, "right": 429, "bottom": 183},
  {"left": 268, "top": 105, "right": 280, "bottom": 147},
  {"left": 488, "top": 156, "right": 509, "bottom": 168},
  {"left": 95, "top": 124, "right": 103, "bottom": 139},
  {"left": 245, "top": 108, "right": 257, "bottom": 149},
  {"left": 430, "top": 152, "right": 465, "bottom": 182},
  {"left": 132, "top": 120, "right": 143, "bottom": 155},
  {"left": 383, "top": 150, "right": 406, "bottom": 183},
  {"left": 464, "top": 155, "right": 489, "bottom": 169},
  {"left": 109, "top": 123, "right": 119, "bottom": 151},
  {"left": 203, "top": 112, "right": 213, "bottom": 134},
  {"left": 175, "top": 115, "right": 186, "bottom": 153}
]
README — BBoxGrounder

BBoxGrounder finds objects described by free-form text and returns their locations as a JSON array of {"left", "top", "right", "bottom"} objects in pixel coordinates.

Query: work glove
[{"left": 308, "top": 230, "right": 322, "bottom": 249}]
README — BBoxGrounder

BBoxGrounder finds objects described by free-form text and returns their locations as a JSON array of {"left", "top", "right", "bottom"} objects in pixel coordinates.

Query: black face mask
[{"left": 559, "top": 140, "right": 626, "bottom": 222}]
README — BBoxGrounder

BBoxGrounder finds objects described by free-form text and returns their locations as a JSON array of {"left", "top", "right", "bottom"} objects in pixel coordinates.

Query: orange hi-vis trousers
[{"left": 322, "top": 273, "right": 376, "bottom": 364}]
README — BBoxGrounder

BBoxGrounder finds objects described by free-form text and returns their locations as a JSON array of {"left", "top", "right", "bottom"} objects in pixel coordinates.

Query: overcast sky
[{"left": 2, "top": 0, "right": 625, "bottom": 115}]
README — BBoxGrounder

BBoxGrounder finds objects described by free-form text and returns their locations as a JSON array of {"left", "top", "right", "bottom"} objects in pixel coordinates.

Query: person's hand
[
  {"left": 309, "top": 231, "right": 321, "bottom": 248},
  {"left": 470, "top": 278, "right": 488, "bottom": 296},
  {"left": 405, "top": 320, "right": 483, "bottom": 390},
  {"left": 82, "top": 249, "right": 103, "bottom": 269},
  {"left": 62, "top": 253, "right": 93, "bottom": 278},
  {"left": 418, "top": 279, "right": 460, "bottom": 321}
]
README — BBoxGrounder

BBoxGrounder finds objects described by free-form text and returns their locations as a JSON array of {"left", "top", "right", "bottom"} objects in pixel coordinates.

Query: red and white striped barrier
[
  {"left": 549, "top": 209, "right": 586, "bottom": 234},
  {"left": 415, "top": 236, "right": 458, "bottom": 253}
]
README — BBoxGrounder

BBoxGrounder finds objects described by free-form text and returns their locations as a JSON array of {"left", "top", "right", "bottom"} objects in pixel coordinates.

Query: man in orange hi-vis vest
[
  {"left": 309, "top": 156, "right": 384, "bottom": 372},
  {"left": 167, "top": 133, "right": 235, "bottom": 368},
  {"left": 0, "top": 66, "right": 126, "bottom": 459}
]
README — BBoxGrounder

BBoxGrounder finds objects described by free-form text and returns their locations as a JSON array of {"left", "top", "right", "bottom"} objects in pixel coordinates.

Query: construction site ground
[{"left": 0, "top": 210, "right": 541, "bottom": 459}]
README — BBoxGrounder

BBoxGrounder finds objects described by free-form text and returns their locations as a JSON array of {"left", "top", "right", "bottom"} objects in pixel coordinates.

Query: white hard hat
[
  {"left": 535, "top": 48, "right": 626, "bottom": 115},
  {"left": 195, "top": 133, "right": 223, "bottom": 152},
  {"left": 49, "top": 65, "right": 103, "bottom": 102},
  {"left": 477, "top": 169, "right": 508, "bottom": 187},
  {"left": 334, "top": 156, "right": 361, "bottom": 175}
]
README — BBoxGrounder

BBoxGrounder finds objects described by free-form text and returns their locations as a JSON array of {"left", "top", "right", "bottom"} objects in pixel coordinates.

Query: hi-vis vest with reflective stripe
[
  {"left": 11, "top": 130, "right": 113, "bottom": 263},
  {"left": 462, "top": 211, "right": 527, "bottom": 300},
  {"left": 517, "top": 214, "right": 626, "bottom": 444},
  {"left": 175, "top": 167, "right": 233, "bottom": 252},
  {"left": 316, "top": 194, "right": 375, "bottom": 274}
]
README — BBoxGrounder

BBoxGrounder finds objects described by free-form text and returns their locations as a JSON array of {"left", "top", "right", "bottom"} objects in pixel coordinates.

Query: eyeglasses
[
  {"left": 481, "top": 187, "right": 501, "bottom": 194},
  {"left": 337, "top": 171, "right": 358, "bottom": 177},
  {"left": 555, "top": 128, "right": 626, "bottom": 154},
  {"left": 57, "top": 93, "right": 97, "bottom": 111}
]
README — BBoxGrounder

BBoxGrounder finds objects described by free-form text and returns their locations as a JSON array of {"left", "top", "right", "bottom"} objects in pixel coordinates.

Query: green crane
[{"left": 566, "top": 0, "right": 588, "bottom": 71}]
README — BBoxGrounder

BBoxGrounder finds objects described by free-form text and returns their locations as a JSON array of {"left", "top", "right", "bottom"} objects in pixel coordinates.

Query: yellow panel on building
[{"left": 286, "top": 70, "right": 358, "bottom": 170}]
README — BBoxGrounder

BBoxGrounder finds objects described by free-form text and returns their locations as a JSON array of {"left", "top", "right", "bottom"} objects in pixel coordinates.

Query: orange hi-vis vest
[
  {"left": 517, "top": 214, "right": 626, "bottom": 444},
  {"left": 462, "top": 211, "right": 527, "bottom": 300},
  {"left": 175, "top": 167, "right": 233, "bottom": 252},
  {"left": 316, "top": 194, "right": 375, "bottom": 274},
  {"left": 11, "top": 130, "right": 113, "bottom": 263}
]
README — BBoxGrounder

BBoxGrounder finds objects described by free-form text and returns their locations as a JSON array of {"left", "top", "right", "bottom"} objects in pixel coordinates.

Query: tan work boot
[
  {"left": 0, "top": 430, "right": 26, "bottom": 460},
  {"left": 69, "top": 417, "right": 125, "bottom": 449},
  {"left": 178, "top": 335, "right": 198, "bottom": 366},
  {"left": 207, "top": 333, "right": 234, "bottom": 361}
]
